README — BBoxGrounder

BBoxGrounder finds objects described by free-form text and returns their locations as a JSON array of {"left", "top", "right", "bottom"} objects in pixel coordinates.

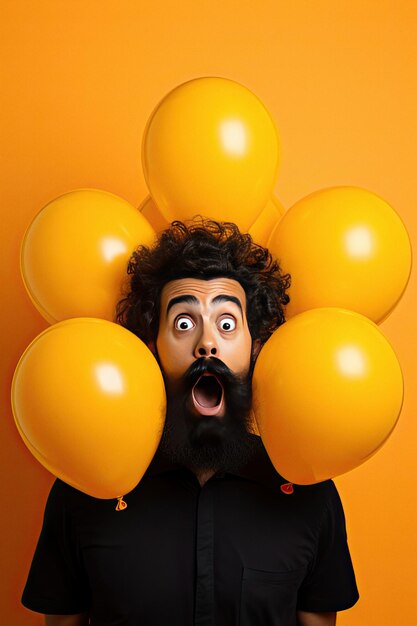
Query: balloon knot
[
  {"left": 280, "top": 482, "right": 294, "bottom": 495},
  {"left": 115, "top": 496, "right": 127, "bottom": 511}
]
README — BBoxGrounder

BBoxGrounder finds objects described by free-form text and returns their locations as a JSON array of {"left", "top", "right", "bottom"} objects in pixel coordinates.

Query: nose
[{"left": 194, "top": 324, "right": 218, "bottom": 358}]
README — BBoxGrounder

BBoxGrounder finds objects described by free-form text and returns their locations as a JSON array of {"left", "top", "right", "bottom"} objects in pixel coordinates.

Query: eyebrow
[
  {"left": 166, "top": 294, "right": 243, "bottom": 317},
  {"left": 212, "top": 295, "right": 243, "bottom": 315},
  {"left": 166, "top": 295, "right": 199, "bottom": 315}
]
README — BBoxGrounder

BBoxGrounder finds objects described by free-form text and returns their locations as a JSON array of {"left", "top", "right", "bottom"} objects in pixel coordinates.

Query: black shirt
[{"left": 22, "top": 443, "right": 358, "bottom": 625}]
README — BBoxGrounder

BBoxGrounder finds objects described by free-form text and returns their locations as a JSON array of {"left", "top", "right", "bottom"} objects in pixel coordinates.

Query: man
[{"left": 22, "top": 220, "right": 359, "bottom": 626}]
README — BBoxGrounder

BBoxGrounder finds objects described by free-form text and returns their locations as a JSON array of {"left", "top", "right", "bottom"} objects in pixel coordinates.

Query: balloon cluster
[{"left": 12, "top": 77, "right": 411, "bottom": 497}]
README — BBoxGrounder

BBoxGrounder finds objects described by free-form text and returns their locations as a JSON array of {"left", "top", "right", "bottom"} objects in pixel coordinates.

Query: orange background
[{"left": 1, "top": 2, "right": 416, "bottom": 624}]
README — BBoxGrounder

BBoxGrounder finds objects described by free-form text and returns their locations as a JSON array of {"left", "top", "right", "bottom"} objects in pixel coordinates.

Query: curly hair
[{"left": 116, "top": 220, "right": 290, "bottom": 346}]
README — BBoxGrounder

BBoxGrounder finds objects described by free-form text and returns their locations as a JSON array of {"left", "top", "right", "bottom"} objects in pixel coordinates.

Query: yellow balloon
[
  {"left": 139, "top": 195, "right": 170, "bottom": 232},
  {"left": 139, "top": 193, "right": 286, "bottom": 244},
  {"left": 11, "top": 318, "right": 166, "bottom": 499},
  {"left": 21, "top": 189, "right": 156, "bottom": 323},
  {"left": 268, "top": 187, "right": 412, "bottom": 323},
  {"left": 248, "top": 196, "right": 285, "bottom": 247},
  {"left": 253, "top": 308, "right": 403, "bottom": 484},
  {"left": 142, "top": 77, "right": 280, "bottom": 232}
]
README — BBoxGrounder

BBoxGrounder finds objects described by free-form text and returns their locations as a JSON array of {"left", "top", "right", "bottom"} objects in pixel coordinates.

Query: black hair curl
[{"left": 116, "top": 220, "right": 290, "bottom": 345}]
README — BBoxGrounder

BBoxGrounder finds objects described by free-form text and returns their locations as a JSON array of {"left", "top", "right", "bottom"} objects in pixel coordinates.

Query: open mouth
[{"left": 192, "top": 374, "right": 224, "bottom": 416}]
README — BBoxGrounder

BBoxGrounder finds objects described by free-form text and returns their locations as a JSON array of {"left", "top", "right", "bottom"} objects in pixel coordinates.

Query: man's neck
[{"left": 193, "top": 468, "right": 216, "bottom": 487}]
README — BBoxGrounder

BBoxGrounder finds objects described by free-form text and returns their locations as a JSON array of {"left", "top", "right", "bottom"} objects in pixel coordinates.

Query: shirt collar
[{"left": 144, "top": 435, "right": 285, "bottom": 489}]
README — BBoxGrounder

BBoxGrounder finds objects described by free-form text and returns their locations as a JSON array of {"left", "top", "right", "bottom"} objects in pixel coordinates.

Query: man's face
[
  {"left": 157, "top": 278, "right": 253, "bottom": 414},
  {"left": 155, "top": 278, "right": 259, "bottom": 471}
]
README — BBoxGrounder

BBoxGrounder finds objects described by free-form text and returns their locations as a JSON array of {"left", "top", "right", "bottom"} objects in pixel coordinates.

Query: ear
[{"left": 252, "top": 338, "right": 262, "bottom": 360}]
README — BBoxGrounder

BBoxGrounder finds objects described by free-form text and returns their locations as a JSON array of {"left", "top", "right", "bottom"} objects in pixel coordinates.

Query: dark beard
[{"left": 158, "top": 357, "right": 261, "bottom": 473}]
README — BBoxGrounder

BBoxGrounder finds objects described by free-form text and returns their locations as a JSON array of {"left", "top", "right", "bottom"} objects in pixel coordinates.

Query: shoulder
[
  {"left": 48, "top": 479, "right": 91, "bottom": 505},
  {"left": 239, "top": 442, "right": 348, "bottom": 531},
  {"left": 241, "top": 440, "right": 341, "bottom": 502},
  {"left": 295, "top": 480, "right": 346, "bottom": 532},
  {"left": 45, "top": 479, "right": 112, "bottom": 520},
  {"left": 294, "top": 477, "right": 341, "bottom": 505}
]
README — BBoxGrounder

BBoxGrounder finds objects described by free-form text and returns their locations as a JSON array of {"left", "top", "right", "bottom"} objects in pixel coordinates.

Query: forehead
[{"left": 160, "top": 278, "right": 247, "bottom": 311}]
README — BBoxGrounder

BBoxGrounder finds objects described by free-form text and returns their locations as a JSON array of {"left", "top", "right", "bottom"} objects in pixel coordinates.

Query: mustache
[{"left": 181, "top": 356, "right": 246, "bottom": 392}]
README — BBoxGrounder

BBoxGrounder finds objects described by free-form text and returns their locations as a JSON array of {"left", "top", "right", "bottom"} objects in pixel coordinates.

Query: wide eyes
[
  {"left": 174, "top": 316, "right": 237, "bottom": 332},
  {"left": 218, "top": 317, "right": 236, "bottom": 332},
  {"left": 175, "top": 317, "right": 195, "bottom": 331}
]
